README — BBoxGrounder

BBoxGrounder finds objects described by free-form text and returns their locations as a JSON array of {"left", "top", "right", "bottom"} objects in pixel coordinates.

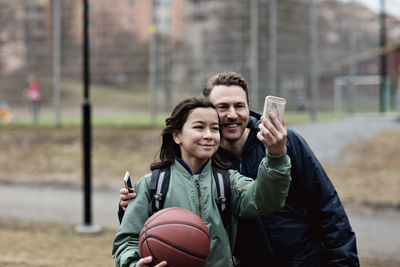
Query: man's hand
[
  {"left": 136, "top": 256, "right": 167, "bottom": 267},
  {"left": 120, "top": 188, "right": 137, "bottom": 211},
  {"left": 256, "top": 112, "right": 287, "bottom": 156}
]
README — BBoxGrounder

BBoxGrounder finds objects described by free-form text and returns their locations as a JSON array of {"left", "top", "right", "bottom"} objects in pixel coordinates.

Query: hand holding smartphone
[
  {"left": 262, "top": 96, "right": 286, "bottom": 123},
  {"left": 123, "top": 171, "right": 134, "bottom": 193}
]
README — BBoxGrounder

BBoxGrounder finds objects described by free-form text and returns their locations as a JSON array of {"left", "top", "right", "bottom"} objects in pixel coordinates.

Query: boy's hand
[
  {"left": 257, "top": 112, "right": 287, "bottom": 156},
  {"left": 120, "top": 188, "right": 137, "bottom": 211},
  {"left": 136, "top": 256, "right": 167, "bottom": 267}
]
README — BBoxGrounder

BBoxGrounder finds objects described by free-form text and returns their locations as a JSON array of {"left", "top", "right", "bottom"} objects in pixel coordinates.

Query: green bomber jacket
[{"left": 112, "top": 150, "right": 291, "bottom": 267}]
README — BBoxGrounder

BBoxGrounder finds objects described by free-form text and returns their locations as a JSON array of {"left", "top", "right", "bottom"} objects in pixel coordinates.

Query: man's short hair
[{"left": 203, "top": 71, "right": 249, "bottom": 104}]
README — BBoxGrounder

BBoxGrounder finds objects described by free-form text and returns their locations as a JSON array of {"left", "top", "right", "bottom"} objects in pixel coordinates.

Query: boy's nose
[{"left": 203, "top": 129, "right": 212, "bottom": 139}]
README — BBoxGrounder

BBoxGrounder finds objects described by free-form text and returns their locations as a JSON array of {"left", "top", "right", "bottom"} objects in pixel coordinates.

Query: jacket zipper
[{"left": 195, "top": 179, "right": 202, "bottom": 217}]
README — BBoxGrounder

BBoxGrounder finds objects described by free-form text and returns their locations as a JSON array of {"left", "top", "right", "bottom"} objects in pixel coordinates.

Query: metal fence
[{"left": 1, "top": 0, "right": 400, "bottom": 124}]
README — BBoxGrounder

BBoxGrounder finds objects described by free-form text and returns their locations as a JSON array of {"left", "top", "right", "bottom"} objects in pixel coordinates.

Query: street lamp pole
[
  {"left": 76, "top": 0, "right": 100, "bottom": 234},
  {"left": 379, "top": 0, "right": 387, "bottom": 112}
]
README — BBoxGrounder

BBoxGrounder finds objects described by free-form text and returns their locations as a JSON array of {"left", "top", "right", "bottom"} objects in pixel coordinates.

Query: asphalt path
[
  {"left": 1, "top": 114, "right": 399, "bottom": 261},
  {"left": 291, "top": 114, "right": 400, "bottom": 164}
]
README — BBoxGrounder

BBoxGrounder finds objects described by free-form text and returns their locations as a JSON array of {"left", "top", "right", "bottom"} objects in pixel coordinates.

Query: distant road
[
  {"left": 0, "top": 181, "right": 120, "bottom": 229},
  {"left": 291, "top": 114, "right": 400, "bottom": 163}
]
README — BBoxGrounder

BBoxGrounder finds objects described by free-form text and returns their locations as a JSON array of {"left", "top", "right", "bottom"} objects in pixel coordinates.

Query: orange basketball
[{"left": 139, "top": 207, "right": 210, "bottom": 267}]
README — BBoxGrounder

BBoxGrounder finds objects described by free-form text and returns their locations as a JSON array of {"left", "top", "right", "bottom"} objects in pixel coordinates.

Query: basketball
[{"left": 139, "top": 207, "right": 210, "bottom": 267}]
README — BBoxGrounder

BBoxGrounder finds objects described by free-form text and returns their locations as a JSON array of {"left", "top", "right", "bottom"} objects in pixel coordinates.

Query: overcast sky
[{"left": 351, "top": 0, "right": 400, "bottom": 17}]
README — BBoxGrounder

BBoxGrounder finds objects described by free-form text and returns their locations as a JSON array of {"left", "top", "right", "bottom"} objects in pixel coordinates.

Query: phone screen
[
  {"left": 123, "top": 171, "right": 134, "bottom": 193},
  {"left": 263, "top": 96, "right": 286, "bottom": 123}
]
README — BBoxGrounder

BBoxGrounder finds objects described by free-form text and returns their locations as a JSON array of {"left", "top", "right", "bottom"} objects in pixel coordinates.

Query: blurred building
[
  {"left": 0, "top": 0, "right": 51, "bottom": 74},
  {"left": 317, "top": 0, "right": 400, "bottom": 111},
  {"left": 178, "top": 0, "right": 311, "bottom": 110},
  {"left": 0, "top": 0, "right": 185, "bottom": 85},
  {"left": 63, "top": 0, "right": 185, "bottom": 85},
  {"left": 0, "top": 0, "right": 399, "bottom": 113}
]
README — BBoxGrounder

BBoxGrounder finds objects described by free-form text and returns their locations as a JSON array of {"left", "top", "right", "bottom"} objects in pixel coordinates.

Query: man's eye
[{"left": 216, "top": 106, "right": 227, "bottom": 110}]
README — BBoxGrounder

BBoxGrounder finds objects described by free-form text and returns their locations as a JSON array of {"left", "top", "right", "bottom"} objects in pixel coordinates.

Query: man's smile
[{"left": 223, "top": 123, "right": 240, "bottom": 128}]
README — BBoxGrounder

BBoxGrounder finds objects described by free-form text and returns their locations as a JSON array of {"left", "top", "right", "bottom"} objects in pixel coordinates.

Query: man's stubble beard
[{"left": 221, "top": 126, "right": 247, "bottom": 144}]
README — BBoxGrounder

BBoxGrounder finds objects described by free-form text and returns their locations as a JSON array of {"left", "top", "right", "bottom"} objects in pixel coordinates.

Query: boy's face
[
  {"left": 173, "top": 107, "right": 220, "bottom": 167},
  {"left": 208, "top": 85, "right": 250, "bottom": 143}
]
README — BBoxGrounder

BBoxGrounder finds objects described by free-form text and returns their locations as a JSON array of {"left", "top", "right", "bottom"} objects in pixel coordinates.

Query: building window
[
  {"left": 125, "top": 0, "right": 133, "bottom": 9},
  {"left": 25, "top": 5, "right": 43, "bottom": 17},
  {"left": 90, "top": 36, "right": 96, "bottom": 47},
  {"left": 88, "top": 19, "right": 95, "bottom": 29},
  {"left": 155, "top": 17, "right": 170, "bottom": 26},
  {"left": 88, "top": 2, "right": 94, "bottom": 12},
  {"left": 155, "top": 0, "right": 170, "bottom": 8},
  {"left": 122, "top": 17, "right": 132, "bottom": 29}
]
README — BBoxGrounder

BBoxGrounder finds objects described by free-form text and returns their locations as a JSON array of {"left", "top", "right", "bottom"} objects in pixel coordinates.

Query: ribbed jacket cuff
[{"left": 266, "top": 148, "right": 288, "bottom": 168}]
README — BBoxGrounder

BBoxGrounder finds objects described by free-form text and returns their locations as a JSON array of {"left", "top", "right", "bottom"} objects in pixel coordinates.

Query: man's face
[{"left": 208, "top": 85, "right": 250, "bottom": 143}]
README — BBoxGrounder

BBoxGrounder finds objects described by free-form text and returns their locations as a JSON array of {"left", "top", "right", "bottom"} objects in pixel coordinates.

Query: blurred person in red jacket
[{"left": 24, "top": 74, "right": 41, "bottom": 124}]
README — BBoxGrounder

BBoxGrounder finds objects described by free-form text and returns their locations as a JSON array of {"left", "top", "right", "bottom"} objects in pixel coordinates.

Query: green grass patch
[
  {"left": 4, "top": 113, "right": 169, "bottom": 128},
  {"left": 282, "top": 111, "right": 348, "bottom": 124},
  {"left": 4, "top": 110, "right": 351, "bottom": 129}
]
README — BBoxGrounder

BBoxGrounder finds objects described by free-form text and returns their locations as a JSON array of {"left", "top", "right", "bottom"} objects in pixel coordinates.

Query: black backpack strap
[
  {"left": 148, "top": 166, "right": 231, "bottom": 232},
  {"left": 213, "top": 167, "right": 231, "bottom": 232},
  {"left": 148, "top": 168, "right": 171, "bottom": 217}
]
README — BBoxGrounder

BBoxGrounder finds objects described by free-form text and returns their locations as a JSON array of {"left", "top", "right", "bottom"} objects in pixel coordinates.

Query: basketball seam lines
[
  {"left": 141, "top": 222, "right": 209, "bottom": 237},
  {"left": 146, "top": 208, "right": 176, "bottom": 224},
  {"left": 141, "top": 226, "right": 162, "bottom": 265},
  {"left": 143, "top": 236, "right": 208, "bottom": 260}
]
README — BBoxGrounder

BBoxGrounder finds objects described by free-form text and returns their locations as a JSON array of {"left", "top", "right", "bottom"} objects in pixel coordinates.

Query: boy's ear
[{"left": 172, "top": 131, "right": 181, "bottom": 145}]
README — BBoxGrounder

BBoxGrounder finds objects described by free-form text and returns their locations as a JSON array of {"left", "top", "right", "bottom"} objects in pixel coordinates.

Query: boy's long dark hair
[{"left": 150, "top": 97, "right": 228, "bottom": 170}]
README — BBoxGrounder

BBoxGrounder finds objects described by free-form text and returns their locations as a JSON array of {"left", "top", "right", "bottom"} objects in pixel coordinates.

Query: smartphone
[
  {"left": 123, "top": 171, "right": 134, "bottom": 193},
  {"left": 262, "top": 95, "right": 286, "bottom": 123}
]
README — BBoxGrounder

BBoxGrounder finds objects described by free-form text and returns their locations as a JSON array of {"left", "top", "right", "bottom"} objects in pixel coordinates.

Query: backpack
[{"left": 147, "top": 167, "right": 232, "bottom": 232}]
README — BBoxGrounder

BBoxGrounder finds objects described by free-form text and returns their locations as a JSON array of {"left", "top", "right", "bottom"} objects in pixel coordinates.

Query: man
[{"left": 119, "top": 72, "right": 359, "bottom": 266}]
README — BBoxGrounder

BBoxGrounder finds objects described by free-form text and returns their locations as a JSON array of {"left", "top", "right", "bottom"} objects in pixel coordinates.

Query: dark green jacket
[{"left": 113, "top": 151, "right": 291, "bottom": 267}]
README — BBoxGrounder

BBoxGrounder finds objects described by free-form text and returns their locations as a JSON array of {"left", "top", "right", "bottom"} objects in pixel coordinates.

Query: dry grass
[
  {"left": 0, "top": 218, "right": 115, "bottom": 267},
  {"left": 324, "top": 129, "right": 400, "bottom": 209},
  {"left": 0, "top": 127, "right": 161, "bottom": 185}
]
